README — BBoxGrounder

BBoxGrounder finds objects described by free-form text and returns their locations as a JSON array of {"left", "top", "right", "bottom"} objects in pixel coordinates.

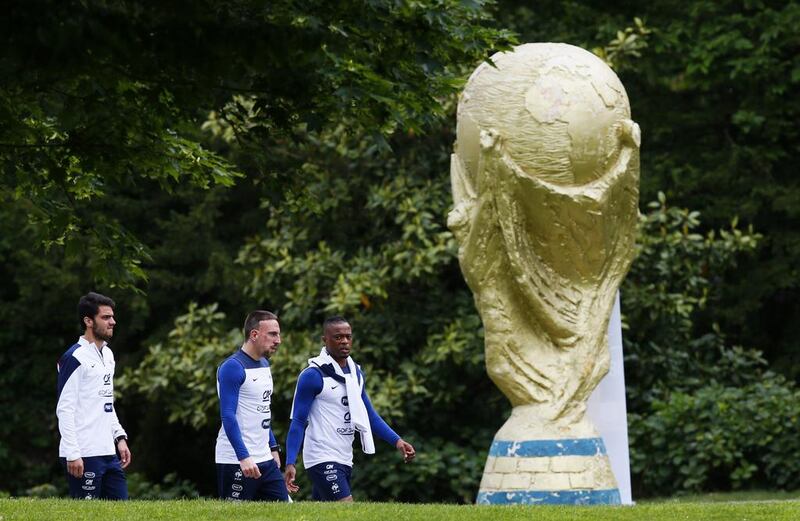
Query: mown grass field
[{"left": 1, "top": 498, "right": 799, "bottom": 521}]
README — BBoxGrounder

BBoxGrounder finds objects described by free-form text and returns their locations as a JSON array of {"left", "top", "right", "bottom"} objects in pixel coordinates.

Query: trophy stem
[{"left": 476, "top": 404, "right": 620, "bottom": 505}]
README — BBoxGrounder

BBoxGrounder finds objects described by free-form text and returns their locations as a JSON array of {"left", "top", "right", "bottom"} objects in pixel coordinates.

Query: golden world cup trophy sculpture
[{"left": 448, "top": 43, "right": 640, "bottom": 505}]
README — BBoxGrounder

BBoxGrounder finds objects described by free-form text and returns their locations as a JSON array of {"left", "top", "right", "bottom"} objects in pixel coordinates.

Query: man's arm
[
  {"left": 362, "top": 383, "right": 416, "bottom": 463},
  {"left": 218, "top": 360, "right": 261, "bottom": 479},
  {"left": 284, "top": 368, "right": 323, "bottom": 493},
  {"left": 56, "top": 354, "right": 83, "bottom": 477}
]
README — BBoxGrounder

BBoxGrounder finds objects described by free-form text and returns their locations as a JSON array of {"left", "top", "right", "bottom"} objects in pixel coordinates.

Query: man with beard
[
  {"left": 215, "top": 310, "right": 289, "bottom": 501},
  {"left": 56, "top": 292, "right": 131, "bottom": 499}
]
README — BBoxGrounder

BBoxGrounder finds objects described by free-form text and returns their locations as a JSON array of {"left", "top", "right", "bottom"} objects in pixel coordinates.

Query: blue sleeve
[
  {"left": 218, "top": 359, "right": 249, "bottom": 460},
  {"left": 269, "top": 428, "right": 278, "bottom": 450},
  {"left": 285, "top": 368, "right": 323, "bottom": 465},
  {"left": 361, "top": 372, "right": 401, "bottom": 446}
]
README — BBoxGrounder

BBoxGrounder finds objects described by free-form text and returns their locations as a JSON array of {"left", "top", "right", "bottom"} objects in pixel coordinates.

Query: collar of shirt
[{"left": 78, "top": 336, "right": 107, "bottom": 351}]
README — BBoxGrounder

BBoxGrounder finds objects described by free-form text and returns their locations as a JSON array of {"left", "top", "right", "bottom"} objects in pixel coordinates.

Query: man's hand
[
  {"left": 396, "top": 439, "right": 416, "bottom": 463},
  {"left": 66, "top": 457, "right": 84, "bottom": 478},
  {"left": 117, "top": 439, "right": 132, "bottom": 469},
  {"left": 239, "top": 456, "right": 262, "bottom": 479},
  {"left": 284, "top": 463, "right": 299, "bottom": 494}
]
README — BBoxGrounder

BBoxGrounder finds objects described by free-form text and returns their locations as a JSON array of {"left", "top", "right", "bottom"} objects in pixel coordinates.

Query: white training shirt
[{"left": 56, "top": 337, "right": 127, "bottom": 461}]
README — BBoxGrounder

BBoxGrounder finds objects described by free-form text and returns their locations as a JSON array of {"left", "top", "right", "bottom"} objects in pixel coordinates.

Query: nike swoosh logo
[
  {"left": 252, "top": 377, "right": 259, "bottom": 381},
  {"left": 331, "top": 385, "right": 338, "bottom": 390}
]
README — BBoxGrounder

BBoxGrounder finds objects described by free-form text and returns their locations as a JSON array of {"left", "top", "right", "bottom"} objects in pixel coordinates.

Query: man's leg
[
  {"left": 254, "top": 460, "right": 289, "bottom": 502},
  {"left": 217, "top": 463, "right": 258, "bottom": 500},
  {"left": 99, "top": 455, "right": 128, "bottom": 500},
  {"left": 62, "top": 456, "right": 103, "bottom": 499},
  {"left": 306, "top": 462, "right": 353, "bottom": 502}
]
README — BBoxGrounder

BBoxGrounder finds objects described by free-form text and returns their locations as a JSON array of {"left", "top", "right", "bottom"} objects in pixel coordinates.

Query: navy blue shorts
[
  {"left": 307, "top": 461, "right": 352, "bottom": 501},
  {"left": 216, "top": 460, "right": 289, "bottom": 501},
  {"left": 61, "top": 455, "right": 128, "bottom": 500}
]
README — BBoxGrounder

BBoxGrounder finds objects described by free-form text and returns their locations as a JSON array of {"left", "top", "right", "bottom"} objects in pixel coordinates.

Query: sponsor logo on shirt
[
  {"left": 325, "top": 464, "right": 334, "bottom": 469},
  {"left": 256, "top": 405, "right": 270, "bottom": 413},
  {"left": 261, "top": 419, "right": 270, "bottom": 429},
  {"left": 336, "top": 427, "right": 355, "bottom": 435},
  {"left": 341, "top": 397, "right": 349, "bottom": 406},
  {"left": 103, "top": 374, "right": 112, "bottom": 385},
  {"left": 98, "top": 389, "right": 113, "bottom": 397}
]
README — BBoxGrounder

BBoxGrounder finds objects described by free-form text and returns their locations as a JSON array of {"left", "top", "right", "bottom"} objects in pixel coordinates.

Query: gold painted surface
[{"left": 449, "top": 43, "right": 640, "bottom": 426}]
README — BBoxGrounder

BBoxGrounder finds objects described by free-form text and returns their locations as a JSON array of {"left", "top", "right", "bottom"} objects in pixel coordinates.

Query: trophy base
[{"left": 476, "top": 404, "right": 620, "bottom": 505}]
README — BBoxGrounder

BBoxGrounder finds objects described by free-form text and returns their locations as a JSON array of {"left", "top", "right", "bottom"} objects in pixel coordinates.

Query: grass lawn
[{"left": 1, "top": 498, "right": 799, "bottom": 521}]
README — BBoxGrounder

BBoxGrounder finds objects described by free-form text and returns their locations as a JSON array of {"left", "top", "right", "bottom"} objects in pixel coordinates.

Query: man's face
[
  {"left": 323, "top": 322, "right": 352, "bottom": 363},
  {"left": 88, "top": 305, "right": 115, "bottom": 343},
  {"left": 251, "top": 319, "right": 281, "bottom": 358}
]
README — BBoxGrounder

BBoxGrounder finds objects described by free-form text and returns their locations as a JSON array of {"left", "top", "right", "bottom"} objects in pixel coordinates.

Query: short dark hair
[
  {"left": 323, "top": 316, "right": 349, "bottom": 334},
  {"left": 243, "top": 310, "right": 279, "bottom": 339},
  {"left": 78, "top": 292, "right": 115, "bottom": 331}
]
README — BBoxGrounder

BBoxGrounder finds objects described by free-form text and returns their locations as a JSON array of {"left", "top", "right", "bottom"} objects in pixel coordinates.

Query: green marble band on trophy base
[{"left": 477, "top": 437, "right": 621, "bottom": 505}]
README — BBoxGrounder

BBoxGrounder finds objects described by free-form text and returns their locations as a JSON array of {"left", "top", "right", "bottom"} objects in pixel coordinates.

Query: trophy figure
[{"left": 448, "top": 43, "right": 640, "bottom": 505}]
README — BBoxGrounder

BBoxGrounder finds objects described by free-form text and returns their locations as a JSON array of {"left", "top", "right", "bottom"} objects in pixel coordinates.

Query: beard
[{"left": 93, "top": 324, "right": 113, "bottom": 343}]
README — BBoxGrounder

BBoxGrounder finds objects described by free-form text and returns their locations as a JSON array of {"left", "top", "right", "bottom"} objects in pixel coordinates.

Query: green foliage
[
  {"left": 118, "top": 303, "right": 240, "bottom": 429},
  {"left": 126, "top": 473, "right": 200, "bottom": 500},
  {"left": 621, "top": 194, "right": 763, "bottom": 410},
  {"left": 623, "top": 0, "right": 800, "bottom": 374},
  {"left": 0, "top": 0, "right": 513, "bottom": 290},
  {"left": 23, "top": 483, "right": 61, "bottom": 499},
  {"left": 630, "top": 375, "right": 800, "bottom": 493},
  {"left": 593, "top": 17, "right": 653, "bottom": 71}
]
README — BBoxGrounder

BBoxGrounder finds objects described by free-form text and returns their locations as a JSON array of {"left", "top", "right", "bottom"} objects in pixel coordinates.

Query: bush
[
  {"left": 24, "top": 483, "right": 60, "bottom": 498},
  {"left": 629, "top": 374, "right": 800, "bottom": 495},
  {"left": 126, "top": 472, "right": 200, "bottom": 500}
]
